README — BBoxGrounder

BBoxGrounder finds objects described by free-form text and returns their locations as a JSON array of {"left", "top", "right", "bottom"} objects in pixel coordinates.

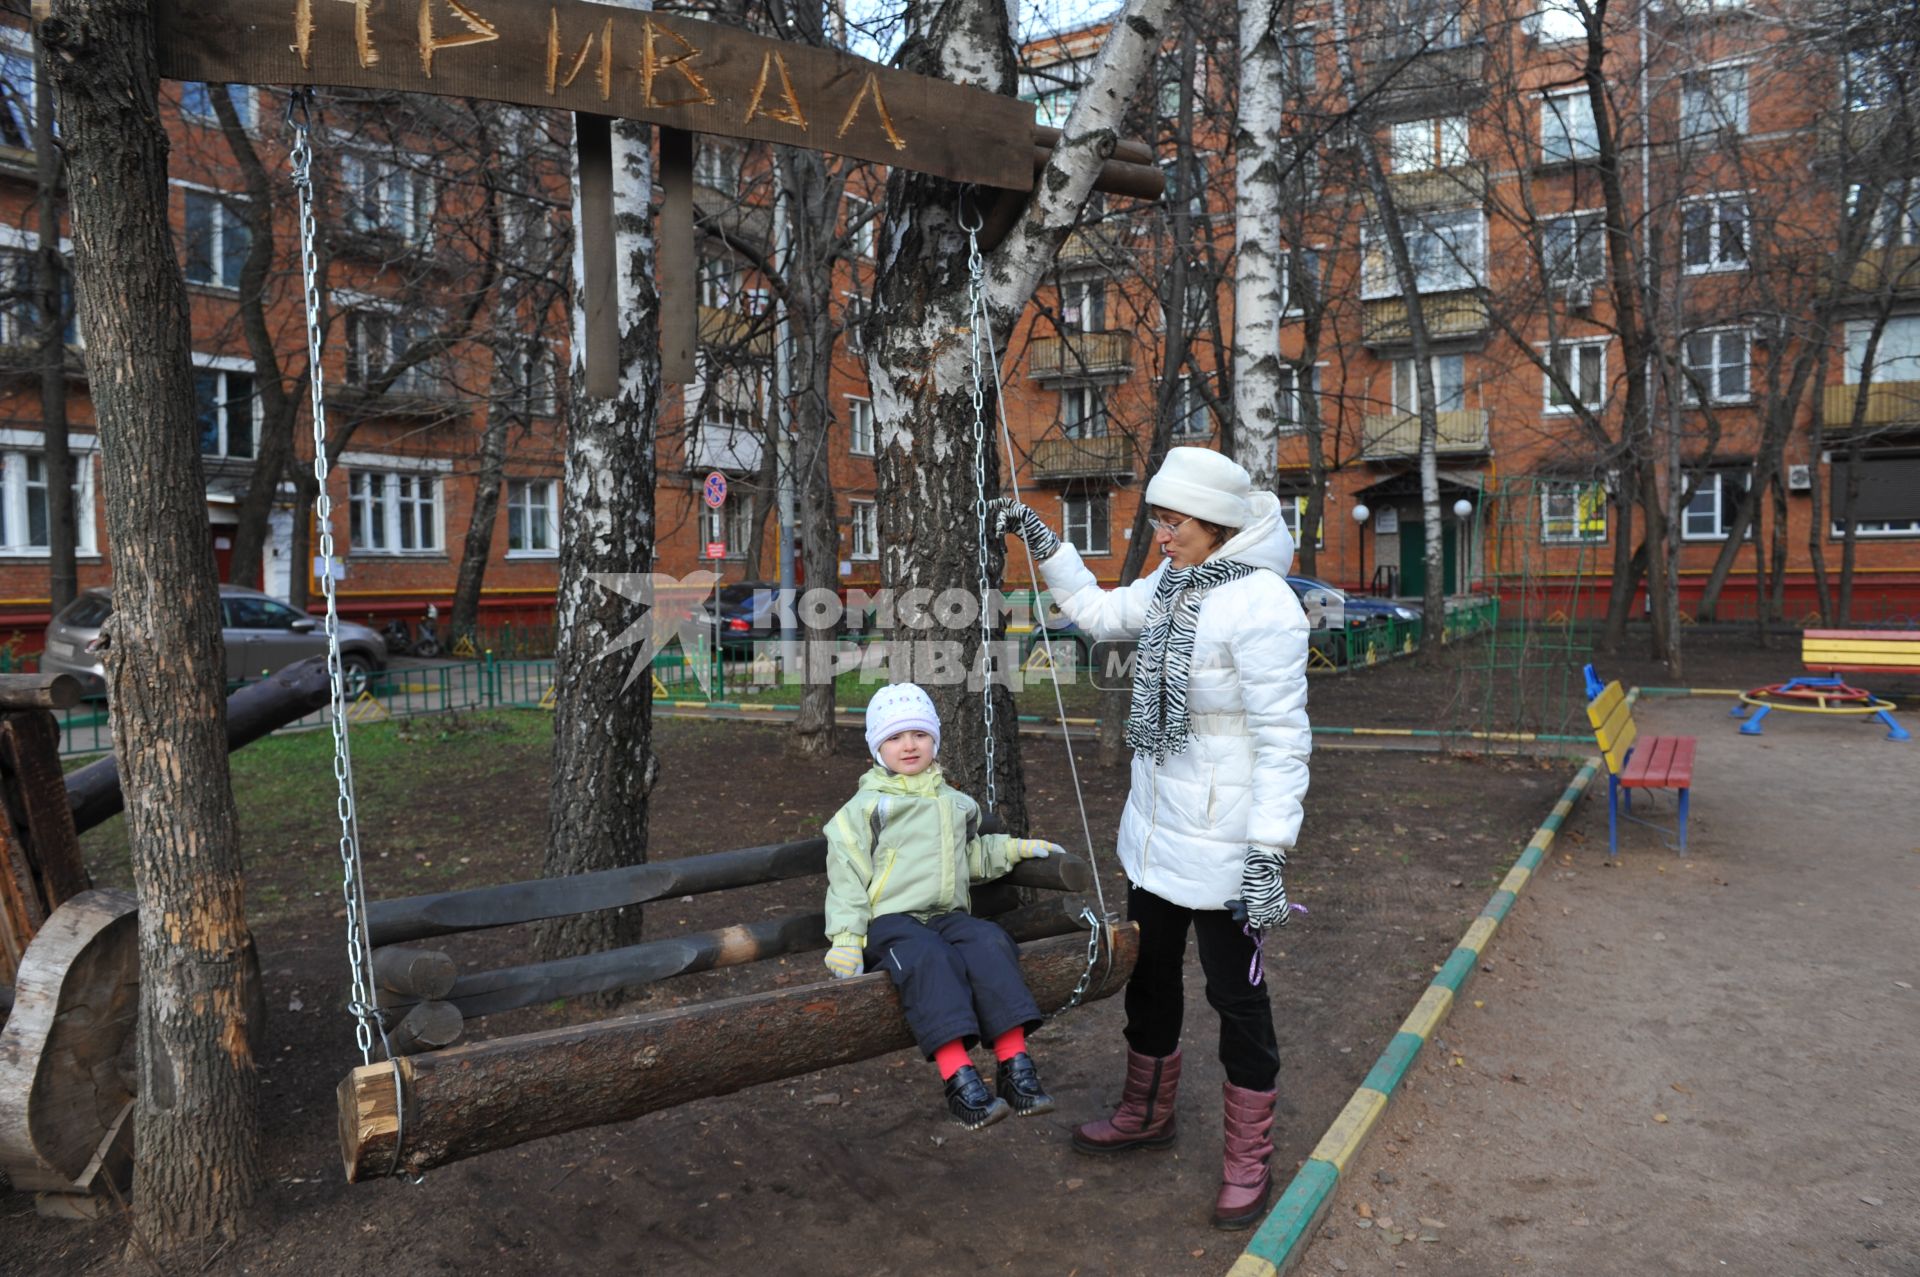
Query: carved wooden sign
[{"left": 149, "top": 0, "right": 1035, "bottom": 191}]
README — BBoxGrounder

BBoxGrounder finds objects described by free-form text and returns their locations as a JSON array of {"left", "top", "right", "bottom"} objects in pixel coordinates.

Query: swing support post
[{"left": 337, "top": 924, "right": 1137, "bottom": 1180}]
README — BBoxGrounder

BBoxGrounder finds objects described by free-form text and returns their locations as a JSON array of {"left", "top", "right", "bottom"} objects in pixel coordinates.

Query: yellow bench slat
[{"left": 1586, "top": 680, "right": 1637, "bottom": 775}]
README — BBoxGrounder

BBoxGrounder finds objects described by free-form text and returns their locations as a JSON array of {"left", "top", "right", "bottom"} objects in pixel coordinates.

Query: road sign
[
  {"left": 702, "top": 472, "right": 729, "bottom": 509},
  {"left": 705, "top": 541, "right": 726, "bottom": 559}
]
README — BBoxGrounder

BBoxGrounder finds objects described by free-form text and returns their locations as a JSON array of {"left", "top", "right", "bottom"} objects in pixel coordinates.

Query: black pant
[
  {"left": 1123, "top": 883, "right": 1280, "bottom": 1091},
  {"left": 867, "top": 912, "right": 1043, "bottom": 1060}
]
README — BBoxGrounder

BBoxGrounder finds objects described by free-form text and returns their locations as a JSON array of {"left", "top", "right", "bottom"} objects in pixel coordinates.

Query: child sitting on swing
[{"left": 822, "top": 682, "right": 1064, "bottom": 1129}]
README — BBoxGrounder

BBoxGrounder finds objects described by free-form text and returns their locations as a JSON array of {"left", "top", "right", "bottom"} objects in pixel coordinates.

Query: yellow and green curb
[{"left": 1226, "top": 756, "right": 1601, "bottom": 1277}]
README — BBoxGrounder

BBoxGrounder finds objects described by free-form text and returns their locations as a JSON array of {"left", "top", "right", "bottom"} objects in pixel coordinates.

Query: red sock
[
  {"left": 992, "top": 1026, "right": 1027, "bottom": 1062},
  {"left": 934, "top": 1039, "right": 971, "bottom": 1079}
]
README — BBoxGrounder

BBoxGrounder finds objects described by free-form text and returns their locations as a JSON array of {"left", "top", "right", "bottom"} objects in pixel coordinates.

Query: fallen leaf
[
  {"left": 807, "top": 1093, "right": 841, "bottom": 1106},
  {"left": 1671, "top": 1082, "right": 1691, "bottom": 1094},
  {"left": 1860, "top": 1195, "right": 1884, "bottom": 1207},
  {"left": 1417, "top": 1233, "right": 1441, "bottom": 1243},
  {"left": 1355, "top": 1218, "right": 1374, "bottom": 1230},
  {"left": 1896, "top": 982, "right": 1913, "bottom": 991},
  {"left": 1419, "top": 1216, "right": 1446, "bottom": 1229},
  {"left": 1356, "top": 1201, "right": 1374, "bottom": 1219},
  {"left": 1653, "top": 1113, "right": 1670, "bottom": 1124},
  {"left": 1473, "top": 1000, "right": 1485, "bottom": 1009},
  {"left": 1331, "top": 1261, "right": 1350, "bottom": 1273},
  {"left": 1189, "top": 1249, "right": 1206, "bottom": 1258},
  {"left": 1064, "top": 1177, "right": 1084, "bottom": 1191},
  {"left": 1452, "top": 1055, "right": 1464, "bottom": 1067}
]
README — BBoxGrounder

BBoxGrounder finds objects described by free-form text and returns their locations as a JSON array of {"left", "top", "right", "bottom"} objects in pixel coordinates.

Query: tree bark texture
[
  {"left": 1232, "top": 0, "right": 1286, "bottom": 490},
  {"left": 42, "top": 0, "right": 260, "bottom": 1251},
  {"left": 33, "top": 33, "right": 77, "bottom": 616},
  {"left": 338, "top": 923, "right": 1137, "bottom": 1180},
  {"left": 539, "top": 92, "right": 661, "bottom": 970}
]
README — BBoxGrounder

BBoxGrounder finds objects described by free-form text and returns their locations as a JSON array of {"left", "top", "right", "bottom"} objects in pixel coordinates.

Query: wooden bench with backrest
[
  {"left": 1730, "top": 631, "right": 1916, "bottom": 741},
  {"left": 1585, "top": 675, "right": 1696, "bottom": 857},
  {"left": 1802, "top": 629, "right": 1920, "bottom": 679}
]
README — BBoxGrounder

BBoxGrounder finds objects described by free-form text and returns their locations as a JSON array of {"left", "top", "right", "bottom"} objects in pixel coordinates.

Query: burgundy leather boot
[
  {"left": 1212, "top": 1081, "right": 1277, "bottom": 1229},
  {"left": 1071, "top": 1047, "right": 1182, "bottom": 1154}
]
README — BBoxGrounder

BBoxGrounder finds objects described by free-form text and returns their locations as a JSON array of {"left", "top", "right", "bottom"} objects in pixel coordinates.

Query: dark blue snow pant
[{"left": 866, "top": 911, "right": 1043, "bottom": 1059}]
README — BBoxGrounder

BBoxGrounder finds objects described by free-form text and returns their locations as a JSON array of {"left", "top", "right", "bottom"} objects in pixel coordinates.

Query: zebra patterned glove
[
  {"left": 986, "top": 498, "right": 1062, "bottom": 561},
  {"left": 1239, "top": 846, "right": 1291, "bottom": 931}
]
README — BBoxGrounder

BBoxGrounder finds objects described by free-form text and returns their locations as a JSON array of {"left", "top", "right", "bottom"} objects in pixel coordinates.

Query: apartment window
[
  {"left": 183, "top": 190, "right": 251, "bottom": 289},
  {"left": 1531, "top": 0, "right": 1587, "bottom": 43},
  {"left": 1173, "top": 374, "right": 1212, "bottom": 437},
  {"left": 843, "top": 291, "right": 868, "bottom": 354},
  {"left": 1681, "top": 329, "right": 1750, "bottom": 404},
  {"left": 1062, "top": 385, "right": 1105, "bottom": 438},
  {"left": 1545, "top": 342, "right": 1606, "bottom": 413},
  {"left": 1829, "top": 453, "right": 1920, "bottom": 537},
  {"left": 0, "top": 446, "right": 95, "bottom": 556},
  {"left": 345, "top": 308, "right": 440, "bottom": 396},
  {"left": 850, "top": 499, "right": 878, "bottom": 560},
  {"left": 1541, "top": 91, "right": 1599, "bottom": 164},
  {"left": 847, "top": 397, "right": 875, "bottom": 456},
  {"left": 1542, "top": 213, "right": 1605, "bottom": 287},
  {"left": 1160, "top": 155, "right": 1207, "bottom": 219},
  {"left": 1362, "top": 210, "right": 1485, "bottom": 298},
  {"left": 1061, "top": 276, "right": 1106, "bottom": 332},
  {"left": 1410, "top": 0, "right": 1469, "bottom": 49},
  {"left": 1849, "top": 182, "right": 1920, "bottom": 250},
  {"left": 505, "top": 479, "right": 558, "bottom": 556},
  {"left": 1844, "top": 315, "right": 1920, "bottom": 386},
  {"left": 1278, "top": 365, "right": 1322, "bottom": 432},
  {"left": 1390, "top": 116, "right": 1470, "bottom": 174},
  {"left": 0, "top": 248, "right": 76, "bottom": 347},
  {"left": 700, "top": 496, "right": 754, "bottom": 558},
  {"left": 0, "top": 42, "right": 34, "bottom": 151},
  {"left": 1035, "top": 86, "right": 1078, "bottom": 129},
  {"left": 1280, "top": 247, "right": 1322, "bottom": 315},
  {"left": 694, "top": 142, "right": 741, "bottom": 191},
  {"left": 697, "top": 257, "right": 736, "bottom": 309},
  {"left": 1541, "top": 481, "right": 1608, "bottom": 543},
  {"left": 340, "top": 152, "right": 435, "bottom": 245},
  {"left": 1278, "top": 495, "right": 1325, "bottom": 549},
  {"left": 1063, "top": 493, "right": 1109, "bottom": 555},
  {"left": 350, "top": 468, "right": 443, "bottom": 554},
  {"left": 1844, "top": 46, "right": 1897, "bottom": 113},
  {"left": 1680, "top": 64, "right": 1748, "bottom": 139},
  {"left": 1682, "top": 472, "right": 1751, "bottom": 540},
  {"left": 845, "top": 193, "right": 878, "bottom": 260},
  {"left": 514, "top": 340, "right": 556, "bottom": 418},
  {"left": 1391, "top": 355, "right": 1467, "bottom": 415},
  {"left": 1283, "top": 27, "right": 1318, "bottom": 100},
  {"left": 1681, "top": 195, "right": 1748, "bottom": 273},
  {"left": 180, "top": 82, "right": 253, "bottom": 128},
  {"left": 192, "top": 364, "right": 257, "bottom": 460}
]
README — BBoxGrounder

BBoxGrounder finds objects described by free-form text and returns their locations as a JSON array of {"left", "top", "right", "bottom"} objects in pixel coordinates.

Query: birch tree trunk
[
  {"left": 42, "top": 0, "right": 258, "bottom": 1252},
  {"left": 869, "top": 0, "right": 1171, "bottom": 821},
  {"left": 1232, "top": 0, "right": 1286, "bottom": 489},
  {"left": 538, "top": 94, "right": 662, "bottom": 969}
]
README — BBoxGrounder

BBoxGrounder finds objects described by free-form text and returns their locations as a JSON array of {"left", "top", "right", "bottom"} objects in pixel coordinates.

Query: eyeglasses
[{"left": 1148, "top": 513, "right": 1194, "bottom": 536}]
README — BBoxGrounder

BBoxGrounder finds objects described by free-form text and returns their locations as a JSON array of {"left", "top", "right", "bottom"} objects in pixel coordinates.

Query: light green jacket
[{"left": 822, "top": 765, "right": 1019, "bottom": 949}]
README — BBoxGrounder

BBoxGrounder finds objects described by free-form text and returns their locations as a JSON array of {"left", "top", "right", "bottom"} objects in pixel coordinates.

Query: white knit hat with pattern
[
  {"left": 864, "top": 682, "right": 942, "bottom": 766},
  {"left": 1144, "top": 446, "right": 1253, "bottom": 528}
]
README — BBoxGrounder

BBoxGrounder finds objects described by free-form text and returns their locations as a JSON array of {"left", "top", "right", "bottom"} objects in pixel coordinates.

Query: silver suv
[{"left": 41, "top": 585, "right": 387, "bottom": 697}]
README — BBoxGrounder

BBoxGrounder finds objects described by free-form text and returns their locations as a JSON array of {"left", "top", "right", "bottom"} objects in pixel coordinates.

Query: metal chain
[
  {"left": 1055, "top": 907, "right": 1112, "bottom": 1016},
  {"left": 288, "top": 91, "right": 379, "bottom": 1070},
  {"left": 961, "top": 201, "right": 996, "bottom": 808}
]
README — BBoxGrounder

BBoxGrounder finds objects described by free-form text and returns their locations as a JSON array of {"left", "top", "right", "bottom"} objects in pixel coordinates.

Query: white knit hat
[
  {"left": 865, "top": 682, "right": 942, "bottom": 765},
  {"left": 1144, "top": 447, "right": 1253, "bottom": 528}
]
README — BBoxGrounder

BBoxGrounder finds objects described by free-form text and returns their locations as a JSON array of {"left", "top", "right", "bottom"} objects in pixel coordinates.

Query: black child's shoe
[
  {"left": 996, "top": 1051, "right": 1056, "bottom": 1116},
  {"left": 944, "top": 1064, "right": 1012, "bottom": 1130}
]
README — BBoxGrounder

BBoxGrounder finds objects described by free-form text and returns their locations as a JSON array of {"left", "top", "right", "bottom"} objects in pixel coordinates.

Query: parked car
[
  {"left": 1286, "top": 576, "right": 1421, "bottom": 630},
  {"left": 41, "top": 586, "right": 387, "bottom": 698}
]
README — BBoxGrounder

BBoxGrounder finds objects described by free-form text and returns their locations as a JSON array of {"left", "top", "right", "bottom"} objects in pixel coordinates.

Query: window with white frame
[
  {"left": 694, "top": 142, "right": 741, "bottom": 191},
  {"left": 1849, "top": 182, "right": 1920, "bottom": 250},
  {"left": 845, "top": 192, "right": 878, "bottom": 260},
  {"left": 850, "top": 499, "right": 878, "bottom": 559},
  {"left": 1063, "top": 493, "right": 1109, "bottom": 554},
  {"left": 182, "top": 189, "right": 250, "bottom": 289},
  {"left": 1681, "top": 329, "right": 1751, "bottom": 404},
  {"left": 514, "top": 340, "right": 556, "bottom": 418},
  {"left": 1278, "top": 495, "right": 1325, "bottom": 549},
  {"left": 340, "top": 151, "right": 435, "bottom": 245},
  {"left": 1173, "top": 373, "right": 1212, "bottom": 437},
  {"left": 1392, "top": 354, "right": 1467, "bottom": 414},
  {"left": 0, "top": 246, "right": 76, "bottom": 348},
  {"left": 1681, "top": 194, "right": 1748, "bottom": 273},
  {"left": 0, "top": 36, "right": 34, "bottom": 151},
  {"left": 847, "top": 397, "right": 875, "bottom": 456},
  {"left": 1542, "top": 213, "right": 1605, "bottom": 287},
  {"left": 1389, "top": 116, "right": 1470, "bottom": 174},
  {"left": 179, "top": 82, "right": 254, "bottom": 129},
  {"left": 1409, "top": 0, "right": 1469, "bottom": 49},
  {"left": 699, "top": 499, "right": 755, "bottom": 558},
  {"left": 1280, "top": 246, "right": 1323, "bottom": 314},
  {"left": 506, "top": 479, "right": 559, "bottom": 555},
  {"left": 1844, "top": 315, "right": 1920, "bottom": 387},
  {"left": 1544, "top": 342, "right": 1606, "bottom": 413},
  {"left": 1844, "top": 46, "right": 1898, "bottom": 113},
  {"left": 1278, "top": 365, "right": 1322, "bottom": 431},
  {"left": 1062, "top": 385, "right": 1105, "bottom": 438},
  {"left": 1362, "top": 210, "right": 1485, "bottom": 298},
  {"left": 842, "top": 290, "right": 868, "bottom": 354},
  {"left": 1283, "top": 26, "right": 1318, "bottom": 100},
  {"left": 192, "top": 362, "right": 257, "bottom": 460},
  {"left": 1541, "top": 481, "right": 1608, "bottom": 542},
  {"left": 1829, "top": 453, "right": 1920, "bottom": 537},
  {"left": 1679, "top": 64, "right": 1749, "bottom": 138},
  {"left": 1541, "top": 90, "right": 1598, "bottom": 164},
  {"left": 1682, "top": 472, "right": 1752, "bottom": 540},
  {"left": 1159, "top": 155, "right": 1207, "bottom": 219},
  {"left": 1531, "top": 0, "right": 1587, "bottom": 42},
  {"left": 344, "top": 307, "right": 440, "bottom": 396},
  {"left": 350, "top": 466, "right": 443, "bottom": 554},
  {"left": 0, "top": 438, "right": 96, "bottom": 556},
  {"left": 1061, "top": 275, "right": 1106, "bottom": 332},
  {"left": 697, "top": 256, "right": 736, "bottom": 309}
]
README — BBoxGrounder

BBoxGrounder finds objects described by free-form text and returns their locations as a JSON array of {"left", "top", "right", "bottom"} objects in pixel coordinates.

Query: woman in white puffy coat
[{"left": 991, "top": 446, "right": 1310, "bottom": 1231}]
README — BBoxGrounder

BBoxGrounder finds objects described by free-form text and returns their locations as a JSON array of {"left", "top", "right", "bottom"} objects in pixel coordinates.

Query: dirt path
[{"left": 1295, "top": 697, "right": 1920, "bottom": 1277}]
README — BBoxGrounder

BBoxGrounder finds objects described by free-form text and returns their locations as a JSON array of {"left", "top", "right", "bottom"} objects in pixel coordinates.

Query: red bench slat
[{"left": 1621, "top": 734, "right": 1696, "bottom": 789}]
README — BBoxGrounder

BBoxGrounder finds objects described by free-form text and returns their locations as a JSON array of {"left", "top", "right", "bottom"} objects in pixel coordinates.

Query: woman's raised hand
[{"left": 986, "top": 497, "right": 1062, "bottom": 561}]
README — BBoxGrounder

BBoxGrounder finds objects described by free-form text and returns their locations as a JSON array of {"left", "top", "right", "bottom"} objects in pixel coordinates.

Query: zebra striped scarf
[{"left": 1124, "top": 559, "right": 1257, "bottom": 765}]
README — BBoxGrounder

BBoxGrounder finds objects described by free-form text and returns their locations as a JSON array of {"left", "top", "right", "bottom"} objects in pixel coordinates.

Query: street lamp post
[
  {"left": 1351, "top": 502, "right": 1372, "bottom": 595},
  {"left": 1452, "top": 498, "right": 1474, "bottom": 594}
]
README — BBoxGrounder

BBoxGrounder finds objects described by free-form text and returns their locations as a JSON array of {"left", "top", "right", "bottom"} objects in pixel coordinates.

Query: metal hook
[
  {"left": 285, "top": 85, "right": 313, "bottom": 133},
  {"left": 956, "top": 185, "right": 984, "bottom": 234}
]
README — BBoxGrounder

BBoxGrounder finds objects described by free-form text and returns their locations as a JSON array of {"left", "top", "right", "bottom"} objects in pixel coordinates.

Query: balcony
[
  {"left": 1823, "top": 381, "right": 1920, "bottom": 432},
  {"left": 327, "top": 371, "right": 459, "bottom": 419},
  {"left": 1030, "top": 433, "right": 1136, "bottom": 482},
  {"left": 1028, "top": 330, "right": 1134, "bottom": 382},
  {"left": 699, "top": 303, "right": 773, "bottom": 357},
  {"left": 689, "top": 418, "right": 763, "bottom": 473},
  {"left": 1838, "top": 246, "right": 1920, "bottom": 298},
  {"left": 1362, "top": 290, "right": 1489, "bottom": 347},
  {"left": 1374, "top": 163, "right": 1488, "bottom": 213},
  {"left": 1055, "top": 228, "right": 1121, "bottom": 269},
  {"left": 1360, "top": 409, "right": 1490, "bottom": 460},
  {"left": 1359, "top": 31, "right": 1487, "bottom": 121}
]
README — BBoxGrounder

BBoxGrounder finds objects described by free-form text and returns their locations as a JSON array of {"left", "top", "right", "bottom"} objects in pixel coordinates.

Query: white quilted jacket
[{"left": 1040, "top": 493, "right": 1312, "bottom": 911}]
